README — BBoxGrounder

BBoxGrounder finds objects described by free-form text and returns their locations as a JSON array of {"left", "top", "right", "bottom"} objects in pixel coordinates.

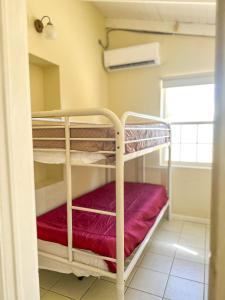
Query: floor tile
[
  {"left": 129, "top": 268, "right": 168, "bottom": 297},
  {"left": 164, "top": 276, "right": 204, "bottom": 300},
  {"left": 125, "top": 267, "right": 138, "bottom": 287},
  {"left": 178, "top": 235, "right": 205, "bottom": 250},
  {"left": 171, "top": 259, "right": 205, "bottom": 283},
  {"left": 159, "top": 220, "right": 183, "bottom": 233},
  {"left": 182, "top": 223, "right": 206, "bottom": 237},
  {"left": 181, "top": 226, "right": 205, "bottom": 238},
  {"left": 175, "top": 245, "right": 205, "bottom": 264},
  {"left": 51, "top": 273, "right": 95, "bottom": 300},
  {"left": 126, "top": 252, "right": 145, "bottom": 267},
  {"left": 147, "top": 240, "right": 176, "bottom": 258},
  {"left": 204, "top": 285, "right": 208, "bottom": 300},
  {"left": 102, "top": 267, "right": 137, "bottom": 287},
  {"left": 140, "top": 253, "right": 173, "bottom": 274},
  {"left": 42, "top": 291, "right": 72, "bottom": 300},
  {"left": 39, "top": 270, "right": 62, "bottom": 290},
  {"left": 82, "top": 279, "right": 117, "bottom": 300},
  {"left": 125, "top": 288, "right": 162, "bottom": 300},
  {"left": 153, "top": 230, "right": 179, "bottom": 244}
]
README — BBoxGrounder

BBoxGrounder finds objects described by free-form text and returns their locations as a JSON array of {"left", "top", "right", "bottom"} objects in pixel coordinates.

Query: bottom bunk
[{"left": 37, "top": 181, "right": 168, "bottom": 275}]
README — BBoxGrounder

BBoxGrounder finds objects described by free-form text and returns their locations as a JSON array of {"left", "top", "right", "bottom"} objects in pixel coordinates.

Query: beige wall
[
  {"left": 29, "top": 63, "right": 47, "bottom": 186},
  {"left": 28, "top": 0, "right": 108, "bottom": 198},
  {"left": 108, "top": 31, "right": 215, "bottom": 219},
  {"left": 28, "top": 0, "right": 214, "bottom": 219},
  {"left": 27, "top": 0, "right": 108, "bottom": 111},
  {"left": 29, "top": 63, "right": 45, "bottom": 112},
  {"left": 108, "top": 32, "right": 214, "bottom": 115},
  {"left": 29, "top": 61, "right": 63, "bottom": 187}
]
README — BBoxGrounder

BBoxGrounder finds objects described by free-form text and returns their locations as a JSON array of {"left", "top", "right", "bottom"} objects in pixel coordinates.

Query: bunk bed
[{"left": 32, "top": 108, "right": 171, "bottom": 300}]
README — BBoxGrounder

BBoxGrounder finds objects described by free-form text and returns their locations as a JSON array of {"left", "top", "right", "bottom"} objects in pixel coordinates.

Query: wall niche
[{"left": 29, "top": 54, "right": 63, "bottom": 189}]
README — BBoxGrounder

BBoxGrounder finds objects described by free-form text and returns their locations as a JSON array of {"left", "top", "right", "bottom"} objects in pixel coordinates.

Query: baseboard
[{"left": 172, "top": 213, "right": 210, "bottom": 225}]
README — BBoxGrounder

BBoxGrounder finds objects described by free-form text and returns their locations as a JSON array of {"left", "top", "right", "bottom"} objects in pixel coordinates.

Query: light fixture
[{"left": 34, "top": 16, "right": 57, "bottom": 40}]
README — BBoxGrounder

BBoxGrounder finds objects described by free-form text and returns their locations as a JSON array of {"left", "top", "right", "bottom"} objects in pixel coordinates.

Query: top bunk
[{"left": 32, "top": 108, "right": 171, "bottom": 166}]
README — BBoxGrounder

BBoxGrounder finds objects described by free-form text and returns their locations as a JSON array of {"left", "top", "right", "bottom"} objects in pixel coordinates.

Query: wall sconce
[{"left": 34, "top": 16, "right": 57, "bottom": 40}]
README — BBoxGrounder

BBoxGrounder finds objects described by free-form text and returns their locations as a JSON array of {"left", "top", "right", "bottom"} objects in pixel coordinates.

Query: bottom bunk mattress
[{"left": 37, "top": 181, "right": 168, "bottom": 272}]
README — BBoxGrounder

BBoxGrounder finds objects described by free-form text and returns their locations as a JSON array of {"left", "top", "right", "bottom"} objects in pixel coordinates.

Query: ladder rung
[
  {"left": 72, "top": 206, "right": 116, "bottom": 217},
  {"left": 72, "top": 248, "right": 116, "bottom": 263},
  {"left": 33, "top": 137, "right": 65, "bottom": 141},
  {"left": 125, "top": 136, "right": 170, "bottom": 144},
  {"left": 71, "top": 163, "right": 116, "bottom": 169},
  {"left": 70, "top": 138, "right": 115, "bottom": 141}
]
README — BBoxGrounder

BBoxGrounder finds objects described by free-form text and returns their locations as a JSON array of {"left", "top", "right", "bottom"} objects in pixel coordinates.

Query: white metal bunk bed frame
[{"left": 32, "top": 108, "right": 171, "bottom": 300}]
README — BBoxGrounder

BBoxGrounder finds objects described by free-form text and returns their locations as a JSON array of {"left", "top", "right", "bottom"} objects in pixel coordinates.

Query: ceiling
[
  {"left": 84, "top": 0, "right": 216, "bottom": 36},
  {"left": 92, "top": 1, "right": 215, "bottom": 25}
]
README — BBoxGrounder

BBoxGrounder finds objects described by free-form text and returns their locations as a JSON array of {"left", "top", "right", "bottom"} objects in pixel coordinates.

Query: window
[{"left": 162, "top": 74, "right": 214, "bottom": 167}]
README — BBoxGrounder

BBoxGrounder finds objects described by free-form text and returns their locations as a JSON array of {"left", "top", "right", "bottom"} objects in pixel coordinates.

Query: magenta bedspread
[{"left": 37, "top": 182, "right": 168, "bottom": 272}]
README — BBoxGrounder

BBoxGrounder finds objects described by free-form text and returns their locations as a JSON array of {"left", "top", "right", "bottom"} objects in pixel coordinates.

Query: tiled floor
[{"left": 39, "top": 219, "right": 210, "bottom": 300}]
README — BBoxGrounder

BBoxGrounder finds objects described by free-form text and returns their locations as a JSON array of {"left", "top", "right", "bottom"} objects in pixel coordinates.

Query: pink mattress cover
[{"left": 37, "top": 182, "right": 168, "bottom": 272}]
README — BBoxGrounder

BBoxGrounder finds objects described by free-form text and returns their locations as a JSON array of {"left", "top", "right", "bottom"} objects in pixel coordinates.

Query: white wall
[{"left": 108, "top": 31, "right": 215, "bottom": 220}]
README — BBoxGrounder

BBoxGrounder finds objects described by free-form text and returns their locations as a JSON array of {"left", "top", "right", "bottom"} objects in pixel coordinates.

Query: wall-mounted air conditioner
[{"left": 104, "top": 42, "right": 160, "bottom": 72}]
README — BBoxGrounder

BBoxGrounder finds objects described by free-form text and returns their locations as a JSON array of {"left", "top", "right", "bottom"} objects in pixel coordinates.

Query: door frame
[
  {"left": 0, "top": 0, "right": 39, "bottom": 299},
  {"left": 210, "top": 0, "right": 225, "bottom": 299},
  {"left": 1, "top": 0, "right": 225, "bottom": 299}
]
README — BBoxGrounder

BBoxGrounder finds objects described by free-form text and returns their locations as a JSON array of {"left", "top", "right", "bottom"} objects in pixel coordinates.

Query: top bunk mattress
[
  {"left": 37, "top": 181, "right": 168, "bottom": 272},
  {"left": 32, "top": 120, "right": 170, "bottom": 154}
]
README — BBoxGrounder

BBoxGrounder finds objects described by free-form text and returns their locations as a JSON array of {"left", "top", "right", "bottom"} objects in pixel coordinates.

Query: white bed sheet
[
  {"left": 38, "top": 239, "right": 108, "bottom": 277},
  {"left": 34, "top": 151, "right": 106, "bottom": 165}
]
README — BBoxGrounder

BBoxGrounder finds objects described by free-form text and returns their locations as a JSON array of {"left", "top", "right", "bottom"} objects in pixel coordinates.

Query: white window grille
[{"left": 161, "top": 74, "right": 214, "bottom": 167}]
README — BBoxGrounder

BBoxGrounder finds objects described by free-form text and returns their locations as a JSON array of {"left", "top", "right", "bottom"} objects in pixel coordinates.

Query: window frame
[{"left": 160, "top": 73, "right": 215, "bottom": 168}]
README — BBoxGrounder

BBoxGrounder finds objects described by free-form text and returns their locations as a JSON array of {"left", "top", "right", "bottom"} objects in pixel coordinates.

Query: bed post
[
  {"left": 137, "top": 156, "right": 146, "bottom": 183},
  {"left": 167, "top": 127, "right": 172, "bottom": 221},
  {"left": 65, "top": 116, "right": 73, "bottom": 262},
  {"left": 116, "top": 128, "right": 125, "bottom": 300}
]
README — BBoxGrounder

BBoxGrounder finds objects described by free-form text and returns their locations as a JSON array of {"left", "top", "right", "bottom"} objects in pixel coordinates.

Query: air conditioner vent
[
  {"left": 108, "top": 60, "right": 156, "bottom": 71},
  {"left": 104, "top": 43, "right": 160, "bottom": 72}
]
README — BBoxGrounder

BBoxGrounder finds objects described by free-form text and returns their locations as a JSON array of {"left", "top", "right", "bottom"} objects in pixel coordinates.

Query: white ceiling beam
[
  {"left": 105, "top": 18, "right": 215, "bottom": 37},
  {"left": 84, "top": 0, "right": 216, "bottom": 5}
]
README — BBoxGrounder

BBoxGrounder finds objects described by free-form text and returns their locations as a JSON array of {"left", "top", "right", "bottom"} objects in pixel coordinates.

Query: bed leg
[
  {"left": 166, "top": 202, "right": 172, "bottom": 221},
  {"left": 116, "top": 283, "right": 124, "bottom": 300}
]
